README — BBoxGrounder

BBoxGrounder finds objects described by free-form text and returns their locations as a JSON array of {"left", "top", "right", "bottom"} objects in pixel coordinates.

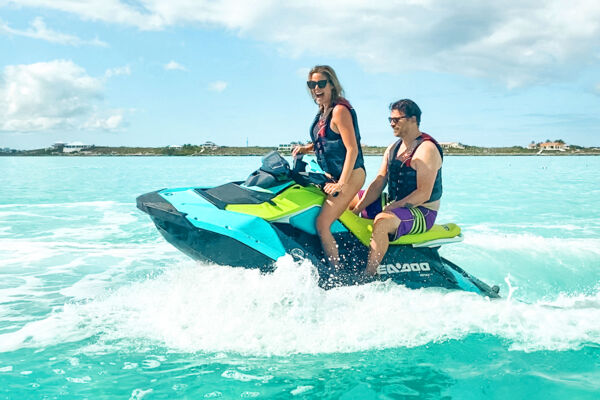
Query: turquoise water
[{"left": 1, "top": 156, "right": 599, "bottom": 399}]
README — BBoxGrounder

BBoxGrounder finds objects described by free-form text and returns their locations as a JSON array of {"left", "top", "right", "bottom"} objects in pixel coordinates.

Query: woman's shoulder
[
  {"left": 333, "top": 97, "right": 353, "bottom": 110},
  {"left": 332, "top": 100, "right": 353, "bottom": 119}
]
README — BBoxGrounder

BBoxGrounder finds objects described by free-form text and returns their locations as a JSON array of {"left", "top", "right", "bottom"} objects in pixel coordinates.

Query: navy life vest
[
  {"left": 309, "top": 98, "right": 365, "bottom": 180},
  {"left": 387, "top": 133, "right": 443, "bottom": 203}
]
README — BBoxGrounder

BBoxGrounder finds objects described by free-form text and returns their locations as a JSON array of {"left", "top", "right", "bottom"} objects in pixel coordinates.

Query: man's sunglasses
[
  {"left": 306, "top": 80, "right": 329, "bottom": 89},
  {"left": 388, "top": 116, "right": 410, "bottom": 124}
]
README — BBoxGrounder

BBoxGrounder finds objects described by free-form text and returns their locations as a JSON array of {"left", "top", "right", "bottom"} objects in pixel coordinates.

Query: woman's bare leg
[{"left": 316, "top": 168, "right": 365, "bottom": 267}]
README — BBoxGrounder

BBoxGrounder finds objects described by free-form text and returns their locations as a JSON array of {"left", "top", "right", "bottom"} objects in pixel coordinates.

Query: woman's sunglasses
[{"left": 306, "top": 80, "right": 329, "bottom": 89}]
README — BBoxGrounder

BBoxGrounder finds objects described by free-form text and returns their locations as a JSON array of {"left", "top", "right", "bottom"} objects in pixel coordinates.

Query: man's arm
[
  {"left": 352, "top": 144, "right": 392, "bottom": 215},
  {"left": 384, "top": 141, "right": 441, "bottom": 210}
]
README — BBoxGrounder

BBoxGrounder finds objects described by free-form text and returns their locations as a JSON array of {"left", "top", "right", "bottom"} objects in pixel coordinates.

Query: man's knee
[{"left": 372, "top": 213, "right": 397, "bottom": 235}]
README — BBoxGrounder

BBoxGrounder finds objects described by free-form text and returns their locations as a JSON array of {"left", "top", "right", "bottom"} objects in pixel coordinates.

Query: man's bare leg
[{"left": 366, "top": 212, "right": 400, "bottom": 275}]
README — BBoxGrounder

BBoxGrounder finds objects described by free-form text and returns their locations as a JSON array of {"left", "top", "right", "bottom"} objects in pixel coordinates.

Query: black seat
[{"left": 195, "top": 183, "right": 277, "bottom": 209}]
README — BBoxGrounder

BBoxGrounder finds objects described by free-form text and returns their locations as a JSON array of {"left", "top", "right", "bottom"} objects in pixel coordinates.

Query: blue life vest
[
  {"left": 387, "top": 133, "right": 443, "bottom": 202},
  {"left": 309, "top": 98, "right": 365, "bottom": 181}
]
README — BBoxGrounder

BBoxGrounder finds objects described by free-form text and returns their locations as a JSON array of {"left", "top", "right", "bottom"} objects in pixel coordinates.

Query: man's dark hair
[{"left": 390, "top": 99, "right": 421, "bottom": 126}]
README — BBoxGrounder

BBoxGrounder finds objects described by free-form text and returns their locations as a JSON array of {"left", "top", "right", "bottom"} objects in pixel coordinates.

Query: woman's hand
[
  {"left": 292, "top": 144, "right": 311, "bottom": 156},
  {"left": 323, "top": 181, "right": 343, "bottom": 197}
]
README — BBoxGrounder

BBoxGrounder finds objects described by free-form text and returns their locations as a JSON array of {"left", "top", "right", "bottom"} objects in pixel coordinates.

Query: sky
[{"left": 0, "top": 0, "right": 599, "bottom": 150}]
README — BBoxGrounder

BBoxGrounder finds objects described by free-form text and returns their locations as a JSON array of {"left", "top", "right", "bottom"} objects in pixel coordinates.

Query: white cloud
[
  {"left": 82, "top": 114, "right": 124, "bottom": 130},
  {"left": 105, "top": 65, "right": 131, "bottom": 77},
  {"left": 208, "top": 80, "right": 228, "bottom": 92},
  {"left": 164, "top": 61, "right": 187, "bottom": 71},
  {"left": 6, "top": 1, "right": 600, "bottom": 86},
  {"left": 296, "top": 67, "right": 310, "bottom": 79},
  {"left": 0, "top": 17, "right": 107, "bottom": 46},
  {"left": 0, "top": 60, "right": 124, "bottom": 132}
]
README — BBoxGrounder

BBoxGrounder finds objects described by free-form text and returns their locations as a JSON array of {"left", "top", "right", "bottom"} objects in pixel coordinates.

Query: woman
[{"left": 292, "top": 65, "right": 366, "bottom": 268}]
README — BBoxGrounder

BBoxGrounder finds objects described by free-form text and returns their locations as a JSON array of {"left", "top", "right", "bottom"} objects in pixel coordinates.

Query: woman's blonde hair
[{"left": 308, "top": 65, "right": 345, "bottom": 106}]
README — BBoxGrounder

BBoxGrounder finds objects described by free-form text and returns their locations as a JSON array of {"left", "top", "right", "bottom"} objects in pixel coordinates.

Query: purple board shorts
[
  {"left": 358, "top": 190, "right": 385, "bottom": 219},
  {"left": 358, "top": 190, "right": 437, "bottom": 239},
  {"left": 389, "top": 206, "right": 437, "bottom": 240}
]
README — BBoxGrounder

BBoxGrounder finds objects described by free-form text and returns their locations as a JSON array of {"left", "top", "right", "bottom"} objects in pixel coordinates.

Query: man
[{"left": 351, "top": 99, "right": 443, "bottom": 275}]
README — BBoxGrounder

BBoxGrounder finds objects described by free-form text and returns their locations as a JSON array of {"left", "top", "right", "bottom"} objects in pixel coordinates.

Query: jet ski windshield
[
  {"left": 244, "top": 151, "right": 292, "bottom": 188},
  {"left": 244, "top": 151, "right": 331, "bottom": 191},
  {"left": 291, "top": 154, "right": 330, "bottom": 189}
]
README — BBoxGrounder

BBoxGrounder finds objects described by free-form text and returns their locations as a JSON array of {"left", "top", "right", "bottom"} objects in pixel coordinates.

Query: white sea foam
[
  {"left": 100, "top": 209, "right": 139, "bottom": 226},
  {"left": 0, "top": 238, "right": 174, "bottom": 266},
  {"left": 0, "top": 276, "right": 44, "bottom": 305},
  {"left": 221, "top": 370, "right": 273, "bottom": 383},
  {"left": 462, "top": 229, "right": 600, "bottom": 256},
  {"left": 129, "top": 389, "right": 153, "bottom": 400},
  {"left": 0, "top": 257, "right": 598, "bottom": 356},
  {"left": 66, "top": 376, "right": 91, "bottom": 383},
  {"left": 123, "top": 362, "right": 138, "bottom": 370},
  {"left": 0, "top": 211, "right": 70, "bottom": 219},
  {"left": 0, "top": 210, "right": 180, "bottom": 326},
  {"left": 0, "top": 201, "right": 124, "bottom": 209},
  {"left": 291, "top": 386, "right": 314, "bottom": 395}
]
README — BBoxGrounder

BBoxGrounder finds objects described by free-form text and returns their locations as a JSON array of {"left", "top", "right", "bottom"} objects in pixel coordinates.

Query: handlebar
[{"left": 291, "top": 155, "right": 338, "bottom": 197}]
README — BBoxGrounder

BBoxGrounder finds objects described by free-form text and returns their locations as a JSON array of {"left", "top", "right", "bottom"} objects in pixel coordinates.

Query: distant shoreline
[
  {"left": 2, "top": 145, "right": 599, "bottom": 157},
  {"left": 3, "top": 153, "right": 600, "bottom": 157}
]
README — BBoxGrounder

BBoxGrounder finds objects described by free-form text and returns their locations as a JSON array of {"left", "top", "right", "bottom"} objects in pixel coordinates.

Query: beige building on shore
[{"left": 529, "top": 141, "right": 569, "bottom": 151}]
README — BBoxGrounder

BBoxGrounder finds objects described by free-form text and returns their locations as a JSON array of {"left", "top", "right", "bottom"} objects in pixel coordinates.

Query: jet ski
[{"left": 136, "top": 151, "right": 500, "bottom": 297}]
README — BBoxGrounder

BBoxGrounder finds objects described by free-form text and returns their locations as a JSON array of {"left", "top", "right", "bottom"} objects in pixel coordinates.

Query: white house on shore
[
  {"left": 278, "top": 142, "right": 305, "bottom": 153},
  {"left": 53, "top": 142, "right": 93, "bottom": 153},
  {"left": 200, "top": 141, "right": 218, "bottom": 150},
  {"left": 277, "top": 143, "right": 294, "bottom": 152},
  {"left": 439, "top": 142, "right": 465, "bottom": 150}
]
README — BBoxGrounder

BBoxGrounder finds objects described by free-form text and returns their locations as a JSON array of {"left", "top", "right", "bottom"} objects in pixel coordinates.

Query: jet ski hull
[{"left": 137, "top": 188, "right": 499, "bottom": 297}]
